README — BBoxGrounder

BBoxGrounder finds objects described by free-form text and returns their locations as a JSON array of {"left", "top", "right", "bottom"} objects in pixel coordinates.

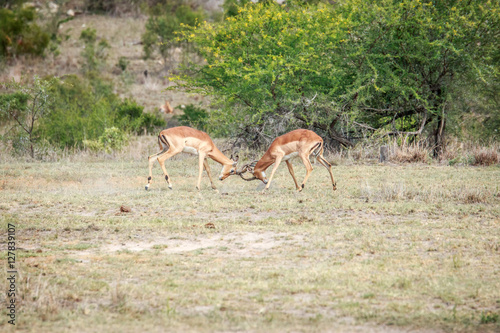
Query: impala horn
[{"left": 236, "top": 162, "right": 258, "bottom": 181}]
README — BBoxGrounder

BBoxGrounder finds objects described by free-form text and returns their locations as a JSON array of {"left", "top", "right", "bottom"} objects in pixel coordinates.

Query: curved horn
[
  {"left": 239, "top": 173, "right": 257, "bottom": 181},
  {"left": 235, "top": 164, "right": 250, "bottom": 175}
]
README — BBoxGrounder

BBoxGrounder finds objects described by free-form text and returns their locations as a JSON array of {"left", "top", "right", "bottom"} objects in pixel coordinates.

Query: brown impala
[
  {"left": 146, "top": 126, "right": 238, "bottom": 190},
  {"left": 238, "top": 129, "right": 336, "bottom": 192}
]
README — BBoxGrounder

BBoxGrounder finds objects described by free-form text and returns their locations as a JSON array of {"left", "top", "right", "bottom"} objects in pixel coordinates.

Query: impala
[
  {"left": 237, "top": 129, "right": 336, "bottom": 192},
  {"left": 146, "top": 126, "right": 238, "bottom": 190},
  {"left": 159, "top": 100, "right": 174, "bottom": 114}
]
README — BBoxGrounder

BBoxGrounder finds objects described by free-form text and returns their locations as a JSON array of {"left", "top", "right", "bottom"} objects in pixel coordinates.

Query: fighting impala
[
  {"left": 237, "top": 129, "right": 336, "bottom": 192},
  {"left": 146, "top": 126, "right": 238, "bottom": 190}
]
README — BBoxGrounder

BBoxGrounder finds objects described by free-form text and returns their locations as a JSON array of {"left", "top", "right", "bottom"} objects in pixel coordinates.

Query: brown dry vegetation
[
  {"left": 472, "top": 147, "right": 500, "bottom": 166},
  {"left": 1, "top": 140, "right": 499, "bottom": 332}
]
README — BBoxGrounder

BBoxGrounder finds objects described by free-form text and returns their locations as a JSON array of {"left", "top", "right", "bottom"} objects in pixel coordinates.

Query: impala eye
[{"left": 230, "top": 169, "right": 235, "bottom": 174}]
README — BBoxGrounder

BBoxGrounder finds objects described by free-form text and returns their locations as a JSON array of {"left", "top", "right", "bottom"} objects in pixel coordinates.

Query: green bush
[
  {"left": 175, "top": 104, "right": 208, "bottom": 131},
  {"left": 142, "top": 3, "right": 204, "bottom": 60},
  {"left": 83, "top": 127, "right": 128, "bottom": 153},
  {"left": 35, "top": 75, "right": 165, "bottom": 149},
  {"left": 117, "top": 99, "right": 165, "bottom": 134},
  {"left": 117, "top": 56, "right": 129, "bottom": 71},
  {"left": 79, "top": 28, "right": 110, "bottom": 75},
  {"left": 0, "top": 76, "right": 59, "bottom": 158},
  {"left": 0, "top": 5, "right": 50, "bottom": 58}
]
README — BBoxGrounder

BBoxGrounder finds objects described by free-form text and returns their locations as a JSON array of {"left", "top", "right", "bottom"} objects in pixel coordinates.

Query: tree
[
  {"left": 172, "top": 0, "right": 499, "bottom": 152},
  {"left": 142, "top": 2, "right": 205, "bottom": 66},
  {"left": 173, "top": 1, "right": 353, "bottom": 146},
  {"left": 0, "top": 4, "right": 50, "bottom": 59},
  {"left": 339, "top": 0, "right": 500, "bottom": 155},
  {"left": 0, "top": 76, "right": 59, "bottom": 158}
]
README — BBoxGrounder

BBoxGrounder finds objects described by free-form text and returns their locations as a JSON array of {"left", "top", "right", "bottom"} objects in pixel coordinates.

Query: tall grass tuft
[
  {"left": 389, "top": 138, "right": 430, "bottom": 164},
  {"left": 472, "top": 147, "right": 500, "bottom": 166}
]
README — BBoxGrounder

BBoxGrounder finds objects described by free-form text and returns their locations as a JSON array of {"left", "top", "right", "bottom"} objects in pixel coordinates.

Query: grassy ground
[{"left": 1, "top": 152, "right": 499, "bottom": 332}]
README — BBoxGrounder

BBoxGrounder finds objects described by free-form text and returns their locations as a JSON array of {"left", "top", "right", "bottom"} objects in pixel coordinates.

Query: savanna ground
[{"left": 1, "top": 140, "right": 499, "bottom": 332}]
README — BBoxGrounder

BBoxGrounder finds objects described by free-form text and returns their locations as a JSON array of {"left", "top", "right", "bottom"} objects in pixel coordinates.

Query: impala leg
[
  {"left": 157, "top": 148, "right": 181, "bottom": 189},
  {"left": 316, "top": 154, "right": 337, "bottom": 191},
  {"left": 145, "top": 148, "right": 168, "bottom": 190},
  {"left": 299, "top": 153, "right": 313, "bottom": 191},
  {"left": 285, "top": 160, "right": 301, "bottom": 190},
  {"left": 264, "top": 155, "right": 283, "bottom": 192},
  {"left": 196, "top": 153, "right": 207, "bottom": 190},
  {"left": 203, "top": 158, "right": 217, "bottom": 190}
]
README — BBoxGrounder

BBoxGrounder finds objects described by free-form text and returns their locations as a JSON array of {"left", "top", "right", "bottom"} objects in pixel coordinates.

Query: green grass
[{"left": 0, "top": 156, "right": 499, "bottom": 332}]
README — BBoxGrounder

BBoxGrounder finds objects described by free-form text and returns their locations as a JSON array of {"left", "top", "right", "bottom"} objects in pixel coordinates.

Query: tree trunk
[{"left": 433, "top": 113, "right": 446, "bottom": 158}]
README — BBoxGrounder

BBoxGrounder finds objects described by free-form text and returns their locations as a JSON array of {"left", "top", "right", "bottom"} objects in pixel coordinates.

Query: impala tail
[{"left": 311, "top": 142, "right": 322, "bottom": 157}]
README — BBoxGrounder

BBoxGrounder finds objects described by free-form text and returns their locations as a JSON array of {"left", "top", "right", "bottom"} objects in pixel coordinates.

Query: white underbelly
[
  {"left": 182, "top": 146, "right": 199, "bottom": 155},
  {"left": 282, "top": 152, "right": 298, "bottom": 161}
]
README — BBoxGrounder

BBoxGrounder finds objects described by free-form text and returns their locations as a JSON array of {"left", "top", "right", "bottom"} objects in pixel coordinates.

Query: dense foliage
[
  {"left": 1, "top": 74, "right": 165, "bottom": 157},
  {"left": 174, "top": 0, "right": 499, "bottom": 151},
  {"left": 142, "top": 2, "right": 205, "bottom": 61},
  {"left": 37, "top": 75, "right": 164, "bottom": 150},
  {"left": 175, "top": 104, "right": 208, "bottom": 130},
  {"left": 0, "top": 76, "right": 58, "bottom": 158},
  {"left": 0, "top": 5, "right": 50, "bottom": 59}
]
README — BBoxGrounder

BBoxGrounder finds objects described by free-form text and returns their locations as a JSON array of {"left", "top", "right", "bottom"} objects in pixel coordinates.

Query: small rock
[
  {"left": 120, "top": 206, "right": 131, "bottom": 213},
  {"left": 204, "top": 222, "right": 215, "bottom": 229}
]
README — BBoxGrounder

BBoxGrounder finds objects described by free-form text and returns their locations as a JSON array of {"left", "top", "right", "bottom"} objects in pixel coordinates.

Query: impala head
[
  {"left": 159, "top": 100, "right": 174, "bottom": 114},
  {"left": 237, "top": 161, "right": 268, "bottom": 184},
  {"left": 219, "top": 155, "right": 239, "bottom": 181}
]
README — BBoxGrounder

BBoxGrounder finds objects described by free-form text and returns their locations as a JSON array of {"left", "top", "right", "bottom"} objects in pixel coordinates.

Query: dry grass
[
  {"left": 1, "top": 152, "right": 499, "bottom": 332},
  {"left": 472, "top": 147, "right": 500, "bottom": 166},
  {"left": 389, "top": 141, "right": 430, "bottom": 164}
]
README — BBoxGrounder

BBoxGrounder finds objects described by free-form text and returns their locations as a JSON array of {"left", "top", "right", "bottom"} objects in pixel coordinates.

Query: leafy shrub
[
  {"left": 116, "top": 99, "right": 165, "bottom": 134},
  {"left": 83, "top": 127, "right": 128, "bottom": 153},
  {"left": 0, "top": 5, "right": 50, "bottom": 58},
  {"left": 35, "top": 75, "right": 164, "bottom": 149},
  {"left": 79, "top": 28, "right": 109, "bottom": 74},
  {"left": 0, "top": 76, "right": 59, "bottom": 158},
  {"left": 222, "top": 0, "right": 250, "bottom": 17},
  {"left": 480, "top": 311, "right": 499, "bottom": 324},
  {"left": 175, "top": 104, "right": 208, "bottom": 130},
  {"left": 142, "top": 3, "right": 204, "bottom": 60},
  {"left": 36, "top": 75, "right": 116, "bottom": 148},
  {"left": 117, "top": 56, "right": 129, "bottom": 71}
]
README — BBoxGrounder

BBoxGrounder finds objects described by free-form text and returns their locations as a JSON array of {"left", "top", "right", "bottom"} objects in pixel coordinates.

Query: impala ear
[{"left": 234, "top": 154, "right": 239, "bottom": 162}]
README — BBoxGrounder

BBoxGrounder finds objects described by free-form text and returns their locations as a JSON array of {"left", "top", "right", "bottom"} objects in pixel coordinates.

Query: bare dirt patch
[{"left": 75, "top": 231, "right": 303, "bottom": 258}]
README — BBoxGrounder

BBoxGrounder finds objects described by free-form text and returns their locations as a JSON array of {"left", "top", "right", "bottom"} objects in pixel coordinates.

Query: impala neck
[
  {"left": 208, "top": 146, "right": 233, "bottom": 165},
  {"left": 254, "top": 153, "right": 275, "bottom": 172}
]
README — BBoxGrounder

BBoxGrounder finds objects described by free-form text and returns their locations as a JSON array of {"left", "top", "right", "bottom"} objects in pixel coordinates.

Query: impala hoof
[
  {"left": 168, "top": 185, "right": 173, "bottom": 190},
  {"left": 145, "top": 185, "right": 149, "bottom": 191}
]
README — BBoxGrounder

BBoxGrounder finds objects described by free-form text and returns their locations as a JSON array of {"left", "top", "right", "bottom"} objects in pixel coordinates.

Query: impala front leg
[
  {"left": 263, "top": 155, "right": 283, "bottom": 192},
  {"left": 157, "top": 149, "right": 181, "bottom": 189},
  {"left": 203, "top": 159, "right": 217, "bottom": 190},
  {"left": 145, "top": 148, "right": 168, "bottom": 190},
  {"left": 316, "top": 154, "right": 337, "bottom": 191},
  {"left": 299, "top": 153, "right": 313, "bottom": 191},
  {"left": 196, "top": 153, "right": 207, "bottom": 190},
  {"left": 285, "top": 160, "right": 301, "bottom": 190}
]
